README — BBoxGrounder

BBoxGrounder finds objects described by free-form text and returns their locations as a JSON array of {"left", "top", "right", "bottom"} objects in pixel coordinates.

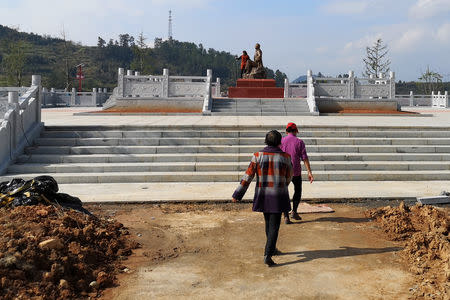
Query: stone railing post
[
  {"left": 92, "top": 88, "right": 97, "bottom": 106},
  {"left": 206, "top": 69, "right": 212, "bottom": 99},
  {"left": 118, "top": 68, "right": 125, "bottom": 97},
  {"left": 284, "top": 78, "right": 289, "bottom": 98},
  {"left": 389, "top": 71, "right": 395, "bottom": 99},
  {"left": 306, "top": 69, "right": 317, "bottom": 112},
  {"left": 445, "top": 91, "right": 449, "bottom": 108},
  {"left": 8, "top": 91, "right": 19, "bottom": 150},
  {"left": 348, "top": 70, "right": 355, "bottom": 99},
  {"left": 127, "top": 70, "right": 133, "bottom": 76},
  {"left": 163, "top": 68, "right": 169, "bottom": 98},
  {"left": 409, "top": 91, "right": 414, "bottom": 107},
  {"left": 202, "top": 69, "right": 212, "bottom": 114},
  {"left": 215, "top": 78, "right": 221, "bottom": 97},
  {"left": 32, "top": 75, "right": 42, "bottom": 122},
  {"left": 135, "top": 71, "right": 140, "bottom": 76},
  {"left": 71, "top": 88, "right": 76, "bottom": 106}
]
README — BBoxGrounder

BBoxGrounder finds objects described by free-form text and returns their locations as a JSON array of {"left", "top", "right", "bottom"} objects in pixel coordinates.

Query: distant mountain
[
  {"left": 292, "top": 75, "right": 307, "bottom": 83},
  {"left": 291, "top": 74, "right": 322, "bottom": 83},
  {"left": 0, "top": 25, "right": 288, "bottom": 89}
]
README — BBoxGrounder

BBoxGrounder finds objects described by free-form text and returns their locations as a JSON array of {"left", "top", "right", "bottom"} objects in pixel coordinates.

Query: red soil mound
[
  {"left": 367, "top": 203, "right": 449, "bottom": 299},
  {"left": 0, "top": 205, "right": 139, "bottom": 300},
  {"left": 336, "top": 109, "right": 418, "bottom": 114}
]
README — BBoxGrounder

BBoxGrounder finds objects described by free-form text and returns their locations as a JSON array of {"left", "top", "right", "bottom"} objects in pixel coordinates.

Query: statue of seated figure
[{"left": 243, "top": 43, "right": 266, "bottom": 79}]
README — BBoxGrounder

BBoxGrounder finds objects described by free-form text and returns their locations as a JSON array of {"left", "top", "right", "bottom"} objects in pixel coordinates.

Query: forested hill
[{"left": 0, "top": 25, "right": 287, "bottom": 90}]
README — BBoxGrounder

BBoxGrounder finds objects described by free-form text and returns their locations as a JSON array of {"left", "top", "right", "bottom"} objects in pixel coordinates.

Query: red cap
[{"left": 286, "top": 122, "right": 298, "bottom": 132}]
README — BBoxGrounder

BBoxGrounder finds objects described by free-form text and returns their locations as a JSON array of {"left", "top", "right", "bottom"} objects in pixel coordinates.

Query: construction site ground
[{"left": 89, "top": 201, "right": 449, "bottom": 300}]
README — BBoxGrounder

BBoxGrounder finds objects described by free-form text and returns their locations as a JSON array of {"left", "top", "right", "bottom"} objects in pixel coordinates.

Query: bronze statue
[{"left": 243, "top": 43, "right": 266, "bottom": 79}]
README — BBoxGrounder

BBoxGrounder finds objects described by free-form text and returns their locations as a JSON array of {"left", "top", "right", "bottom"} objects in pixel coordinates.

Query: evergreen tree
[{"left": 363, "top": 38, "right": 390, "bottom": 77}]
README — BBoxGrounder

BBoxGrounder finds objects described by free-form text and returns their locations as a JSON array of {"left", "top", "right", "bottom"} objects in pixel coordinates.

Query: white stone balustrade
[
  {"left": 394, "top": 91, "right": 449, "bottom": 107},
  {"left": 432, "top": 91, "right": 449, "bottom": 108},
  {"left": 42, "top": 88, "right": 110, "bottom": 107},
  {"left": 0, "top": 75, "right": 43, "bottom": 174}
]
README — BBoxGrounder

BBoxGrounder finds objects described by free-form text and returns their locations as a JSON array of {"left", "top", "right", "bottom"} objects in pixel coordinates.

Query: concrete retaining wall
[
  {"left": 110, "top": 98, "right": 204, "bottom": 112},
  {"left": 316, "top": 98, "right": 400, "bottom": 113}
]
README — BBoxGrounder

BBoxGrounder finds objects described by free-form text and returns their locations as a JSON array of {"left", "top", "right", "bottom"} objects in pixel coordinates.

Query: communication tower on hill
[{"left": 168, "top": 10, "right": 173, "bottom": 40}]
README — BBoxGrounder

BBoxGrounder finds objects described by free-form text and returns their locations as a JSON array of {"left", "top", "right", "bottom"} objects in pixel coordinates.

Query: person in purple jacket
[{"left": 281, "top": 122, "right": 314, "bottom": 224}]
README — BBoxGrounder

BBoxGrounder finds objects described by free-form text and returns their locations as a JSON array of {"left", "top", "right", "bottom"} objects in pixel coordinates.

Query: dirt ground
[
  {"left": 0, "top": 205, "right": 138, "bottom": 299},
  {"left": 86, "top": 202, "right": 442, "bottom": 300}
]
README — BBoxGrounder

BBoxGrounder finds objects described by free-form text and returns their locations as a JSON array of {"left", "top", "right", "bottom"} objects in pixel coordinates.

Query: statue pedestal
[{"left": 228, "top": 79, "right": 284, "bottom": 98}]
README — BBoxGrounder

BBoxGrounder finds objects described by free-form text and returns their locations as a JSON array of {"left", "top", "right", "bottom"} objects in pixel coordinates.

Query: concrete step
[
  {"left": 2, "top": 170, "right": 450, "bottom": 184},
  {"left": 24, "top": 145, "right": 450, "bottom": 155},
  {"left": 6, "top": 125, "right": 450, "bottom": 185},
  {"left": 43, "top": 125, "right": 450, "bottom": 132},
  {"left": 15, "top": 153, "right": 450, "bottom": 164},
  {"left": 40, "top": 130, "right": 450, "bottom": 139},
  {"left": 34, "top": 137, "right": 450, "bottom": 147},
  {"left": 8, "top": 161, "right": 450, "bottom": 174}
]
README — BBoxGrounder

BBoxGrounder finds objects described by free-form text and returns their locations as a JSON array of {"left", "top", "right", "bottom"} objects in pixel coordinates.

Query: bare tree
[
  {"left": 60, "top": 25, "right": 71, "bottom": 91},
  {"left": 418, "top": 66, "right": 443, "bottom": 94},
  {"left": 363, "top": 38, "right": 391, "bottom": 77}
]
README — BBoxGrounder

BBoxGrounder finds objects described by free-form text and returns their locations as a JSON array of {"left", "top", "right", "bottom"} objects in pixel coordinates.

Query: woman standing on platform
[{"left": 236, "top": 51, "right": 249, "bottom": 78}]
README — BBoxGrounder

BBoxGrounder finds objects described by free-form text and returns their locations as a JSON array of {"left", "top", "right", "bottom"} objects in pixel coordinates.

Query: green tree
[
  {"left": 97, "top": 37, "right": 106, "bottom": 48},
  {"left": 418, "top": 66, "right": 443, "bottom": 94},
  {"left": 274, "top": 69, "right": 287, "bottom": 87},
  {"left": 2, "top": 41, "right": 28, "bottom": 86},
  {"left": 363, "top": 38, "right": 390, "bottom": 77},
  {"left": 131, "top": 32, "right": 148, "bottom": 72}
]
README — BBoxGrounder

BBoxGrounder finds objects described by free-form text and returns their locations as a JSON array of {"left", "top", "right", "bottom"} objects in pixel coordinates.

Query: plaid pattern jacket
[{"left": 232, "top": 146, "right": 293, "bottom": 213}]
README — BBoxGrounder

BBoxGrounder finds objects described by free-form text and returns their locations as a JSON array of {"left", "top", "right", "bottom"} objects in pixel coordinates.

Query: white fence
[
  {"left": 42, "top": 88, "right": 110, "bottom": 107},
  {"left": 311, "top": 71, "right": 395, "bottom": 99},
  {"left": 284, "top": 80, "right": 307, "bottom": 98},
  {"left": 432, "top": 91, "right": 448, "bottom": 108},
  {"left": 0, "top": 75, "right": 43, "bottom": 174},
  {"left": 395, "top": 91, "right": 448, "bottom": 107},
  {"left": 107, "top": 68, "right": 215, "bottom": 114},
  {"left": 284, "top": 70, "right": 396, "bottom": 113}
]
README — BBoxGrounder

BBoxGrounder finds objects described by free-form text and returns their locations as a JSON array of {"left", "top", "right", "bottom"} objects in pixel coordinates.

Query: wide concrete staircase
[
  {"left": 211, "top": 98, "right": 314, "bottom": 115},
  {"left": 1, "top": 125, "right": 450, "bottom": 184}
]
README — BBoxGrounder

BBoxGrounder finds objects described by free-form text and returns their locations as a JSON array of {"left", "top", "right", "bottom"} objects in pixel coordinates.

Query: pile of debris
[
  {"left": 367, "top": 202, "right": 449, "bottom": 299},
  {"left": 0, "top": 176, "right": 139, "bottom": 299}
]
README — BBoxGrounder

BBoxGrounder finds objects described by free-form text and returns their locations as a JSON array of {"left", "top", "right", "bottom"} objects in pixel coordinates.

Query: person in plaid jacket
[{"left": 232, "top": 130, "right": 293, "bottom": 267}]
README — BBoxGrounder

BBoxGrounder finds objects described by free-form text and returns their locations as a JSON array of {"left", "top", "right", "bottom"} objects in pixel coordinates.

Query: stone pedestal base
[{"left": 228, "top": 79, "right": 284, "bottom": 98}]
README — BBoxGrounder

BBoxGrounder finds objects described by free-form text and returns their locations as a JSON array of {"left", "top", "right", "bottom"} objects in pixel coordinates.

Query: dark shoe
[
  {"left": 291, "top": 212, "right": 302, "bottom": 221},
  {"left": 273, "top": 248, "right": 282, "bottom": 256},
  {"left": 264, "top": 255, "right": 276, "bottom": 267},
  {"left": 284, "top": 217, "right": 292, "bottom": 224}
]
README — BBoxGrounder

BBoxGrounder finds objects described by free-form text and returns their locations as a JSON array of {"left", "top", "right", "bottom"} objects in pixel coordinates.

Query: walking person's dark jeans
[
  {"left": 264, "top": 213, "right": 282, "bottom": 256},
  {"left": 292, "top": 175, "right": 303, "bottom": 213}
]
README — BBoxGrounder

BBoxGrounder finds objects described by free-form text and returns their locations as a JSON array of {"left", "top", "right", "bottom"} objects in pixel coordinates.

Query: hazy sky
[{"left": 1, "top": 0, "right": 449, "bottom": 81}]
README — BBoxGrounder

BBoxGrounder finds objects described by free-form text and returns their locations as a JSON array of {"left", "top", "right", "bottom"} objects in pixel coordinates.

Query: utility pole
[
  {"left": 76, "top": 64, "right": 85, "bottom": 92},
  {"left": 168, "top": 10, "right": 173, "bottom": 40}
]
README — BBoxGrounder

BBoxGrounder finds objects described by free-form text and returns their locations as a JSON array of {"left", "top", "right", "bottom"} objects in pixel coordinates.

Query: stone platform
[{"left": 228, "top": 79, "right": 284, "bottom": 98}]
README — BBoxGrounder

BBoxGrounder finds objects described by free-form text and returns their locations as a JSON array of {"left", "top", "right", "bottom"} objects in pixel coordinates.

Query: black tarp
[{"left": 0, "top": 176, "right": 91, "bottom": 215}]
